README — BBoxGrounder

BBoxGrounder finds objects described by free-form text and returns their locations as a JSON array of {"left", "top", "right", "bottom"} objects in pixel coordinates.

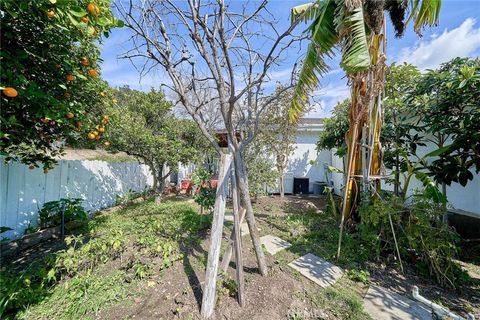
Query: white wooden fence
[{"left": 0, "top": 159, "right": 153, "bottom": 239}]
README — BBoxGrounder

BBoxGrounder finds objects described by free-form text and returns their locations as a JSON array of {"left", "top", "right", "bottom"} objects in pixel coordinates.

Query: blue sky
[{"left": 100, "top": 0, "right": 480, "bottom": 118}]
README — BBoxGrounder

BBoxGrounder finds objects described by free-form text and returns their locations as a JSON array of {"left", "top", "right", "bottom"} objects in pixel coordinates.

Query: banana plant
[{"left": 289, "top": 0, "right": 441, "bottom": 258}]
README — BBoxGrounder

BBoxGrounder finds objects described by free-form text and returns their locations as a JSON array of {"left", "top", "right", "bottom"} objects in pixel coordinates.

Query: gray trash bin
[{"left": 312, "top": 181, "right": 327, "bottom": 195}]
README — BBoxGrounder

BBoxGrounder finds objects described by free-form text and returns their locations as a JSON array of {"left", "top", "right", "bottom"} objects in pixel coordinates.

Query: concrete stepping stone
[
  {"left": 363, "top": 285, "right": 431, "bottom": 320},
  {"left": 260, "top": 235, "right": 291, "bottom": 255},
  {"left": 224, "top": 214, "right": 250, "bottom": 236},
  {"left": 288, "top": 253, "right": 343, "bottom": 288}
]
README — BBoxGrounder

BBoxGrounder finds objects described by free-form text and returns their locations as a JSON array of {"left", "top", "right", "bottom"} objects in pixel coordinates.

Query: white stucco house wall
[
  {"left": 276, "top": 118, "right": 480, "bottom": 218},
  {"left": 280, "top": 118, "right": 332, "bottom": 194}
]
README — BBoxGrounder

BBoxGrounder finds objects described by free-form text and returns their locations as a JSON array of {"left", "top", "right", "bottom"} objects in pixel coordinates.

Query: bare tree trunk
[
  {"left": 230, "top": 166, "right": 245, "bottom": 306},
  {"left": 233, "top": 149, "right": 268, "bottom": 276},
  {"left": 155, "top": 177, "right": 165, "bottom": 204},
  {"left": 279, "top": 173, "right": 285, "bottom": 198},
  {"left": 155, "top": 164, "right": 169, "bottom": 204}
]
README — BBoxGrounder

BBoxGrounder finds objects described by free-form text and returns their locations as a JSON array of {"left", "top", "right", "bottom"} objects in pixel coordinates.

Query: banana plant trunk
[{"left": 338, "top": 26, "right": 386, "bottom": 259}]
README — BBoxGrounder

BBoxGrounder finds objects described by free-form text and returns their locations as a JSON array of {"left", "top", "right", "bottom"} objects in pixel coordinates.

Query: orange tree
[{"left": 0, "top": 0, "right": 123, "bottom": 170}]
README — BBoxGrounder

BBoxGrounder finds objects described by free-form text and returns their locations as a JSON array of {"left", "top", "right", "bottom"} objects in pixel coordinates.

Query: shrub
[
  {"left": 39, "top": 198, "right": 88, "bottom": 228},
  {"left": 403, "top": 194, "right": 468, "bottom": 288},
  {"left": 358, "top": 193, "right": 468, "bottom": 288},
  {"left": 192, "top": 167, "right": 216, "bottom": 214}
]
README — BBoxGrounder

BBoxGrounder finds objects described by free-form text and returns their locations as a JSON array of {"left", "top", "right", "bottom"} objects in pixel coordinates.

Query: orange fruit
[
  {"left": 87, "top": 69, "right": 98, "bottom": 77},
  {"left": 100, "top": 91, "right": 106, "bottom": 97},
  {"left": 80, "top": 57, "right": 90, "bottom": 66},
  {"left": 104, "top": 141, "right": 110, "bottom": 147},
  {"left": 88, "top": 132, "right": 96, "bottom": 140},
  {"left": 66, "top": 74, "right": 76, "bottom": 81},
  {"left": 43, "top": 169, "right": 49, "bottom": 174},
  {"left": 93, "top": 130, "right": 99, "bottom": 136},
  {"left": 2, "top": 87, "right": 18, "bottom": 98},
  {"left": 64, "top": 92, "right": 71, "bottom": 99},
  {"left": 40, "top": 117, "right": 50, "bottom": 124},
  {"left": 98, "top": 126, "right": 105, "bottom": 133},
  {"left": 29, "top": 165, "right": 35, "bottom": 170},
  {"left": 86, "top": 3, "right": 100, "bottom": 15},
  {"left": 66, "top": 112, "right": 74, "bottom": 119},
  {"left": 47, "top": 10, "right": 55, "bottom": 18},
  {"left": 80, "top": 16, "right": 89, "bottom": 23},
  {"left": 95, "top": 135, "right": 101, "bottom": 140}
]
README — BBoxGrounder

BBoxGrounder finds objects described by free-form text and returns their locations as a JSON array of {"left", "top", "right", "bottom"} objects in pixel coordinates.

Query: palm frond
[
  {"left": 289, "top": 0, "right": 338, "bottom": 122},
  {"left": 338, "top": 6, "right": 370, "bottom": 74},
  {"left": 406, "top": 0, "right": 442, "bottom": 35},
  {"left": 291, "top": 2, "right": 320, "bottom": 24}
]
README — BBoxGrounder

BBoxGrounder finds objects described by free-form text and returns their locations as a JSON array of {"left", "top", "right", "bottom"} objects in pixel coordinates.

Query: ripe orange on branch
[
  {"left": 87, "top": 69, "right": 98, "bottom": 77},
  {"left": 2, "top": 87, "right": 18, "bottom": 98},
  {"left": 47, "top": 10, "right": 55, "bottom": 18},
  {"left": 87, "top": 3, "right": 100, "bottom": 15},
  {"left": 104, "top": 141, "right": 110, "bottom": 147},
  {"left": 98, "top": 126, "right": 105, "bottom": 133},
  {"left": 88, "top": 132, "right": 96, "bottom": 140},
  {"left": 80, "top": 16, "right": 89, "bottom": 23},
  {"left": 80, "top": 57, "right": 90, "bottom": 66},
  {"left": 66, "top": 112, "right": 74, "bottom": 119},
  {"left": 66, "top": 74, "right": 76, "bottom": 81}
]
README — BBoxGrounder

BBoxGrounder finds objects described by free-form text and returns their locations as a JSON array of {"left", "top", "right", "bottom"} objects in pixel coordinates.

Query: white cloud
[
  {"left": 306, "top": 83, "right": 350, "bottom": 118},
  {"left": 397, "top": 18, "right": 480, "bottom": 70}
]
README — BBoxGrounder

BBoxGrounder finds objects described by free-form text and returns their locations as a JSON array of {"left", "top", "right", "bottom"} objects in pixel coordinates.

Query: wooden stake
[
  {"left": 230, "top": 166, "right": 245, "bottom": 306},
  {"left": 201, "top": 153, "right": 232, "bottom": 319},
  {"left": 220, "top": 207, "right": 246, "bottom": 273}
]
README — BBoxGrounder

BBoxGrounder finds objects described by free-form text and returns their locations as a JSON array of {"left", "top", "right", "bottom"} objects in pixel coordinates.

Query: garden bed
[{"left": 1, "top": 196, "right": 478, "bottom": 319}]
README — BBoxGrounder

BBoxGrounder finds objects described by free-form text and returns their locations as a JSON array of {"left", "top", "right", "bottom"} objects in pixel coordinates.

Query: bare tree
[{"left": 115, "top": 1, "right": 311, "bottom": 315}]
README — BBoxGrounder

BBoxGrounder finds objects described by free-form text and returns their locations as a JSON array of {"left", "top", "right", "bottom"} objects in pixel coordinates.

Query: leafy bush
[
  {"left": 115, "top": 189, "right": 142, "bottom": 207},
  {"left": 346, "top": 269, "right": 370, "bottom": 284},
  {"left": 403, "top": 194, "right": 468, "bottom": 288},
  {"left": 39, "top": 198, "right": 88, "bottom": 228},
  {"left": 358, "top": 194, "right": 468, "bottom": 288},
  {"left": 192, "top": 167, "right": 216, "bottom": 213}
]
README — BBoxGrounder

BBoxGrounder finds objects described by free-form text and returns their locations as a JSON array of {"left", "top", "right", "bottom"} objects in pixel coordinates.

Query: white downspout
[{"left": 412, "top": 286, "right": 475, "bottom": 320}]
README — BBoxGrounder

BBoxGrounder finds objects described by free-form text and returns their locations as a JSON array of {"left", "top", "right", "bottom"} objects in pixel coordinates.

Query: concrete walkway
[
  {"left": 258, "top": 233, "right": 436, "bottom": 320},
  {"left": 363, "top": 285, "right": 431, "bottom": 320},
  {"left": 260, "top": 235, "right": 291, "bottom": 255}
]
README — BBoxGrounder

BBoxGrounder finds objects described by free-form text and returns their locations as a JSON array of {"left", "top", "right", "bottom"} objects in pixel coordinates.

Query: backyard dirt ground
[
  {"left": 93, "top": 196, "right": 480, "bottom": 319},
  {"left": 3, "top": 195, "right": 479, "bottom": 319}
]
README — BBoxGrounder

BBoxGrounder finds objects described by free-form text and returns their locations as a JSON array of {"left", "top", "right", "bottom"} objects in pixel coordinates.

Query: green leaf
[
  {"left": 327, "top": 165, "right": 344, "bottom": 174},
  {"left": 0, "top": 226, "right": 13, "bottom": 234},
  {"left": 67, "top": 14, "right": 79, "bottom": 26},
  {"left": 69, "top": 9, "right": 87, "bottom": 18},
  {"left": 289, "top": 0, "right": 338, "bottom": 122},
  {"left": 425, "top": 144, "right": 452, "bottom": 157},
  {"left": 338, "top": 6, "right": 370, "bottom": 73},
  {"left": 98, "top": 17, "right": 111, "bottom": 26},
  {"left": 115, "top": 19, "right": 125, "bottom": 28}
]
